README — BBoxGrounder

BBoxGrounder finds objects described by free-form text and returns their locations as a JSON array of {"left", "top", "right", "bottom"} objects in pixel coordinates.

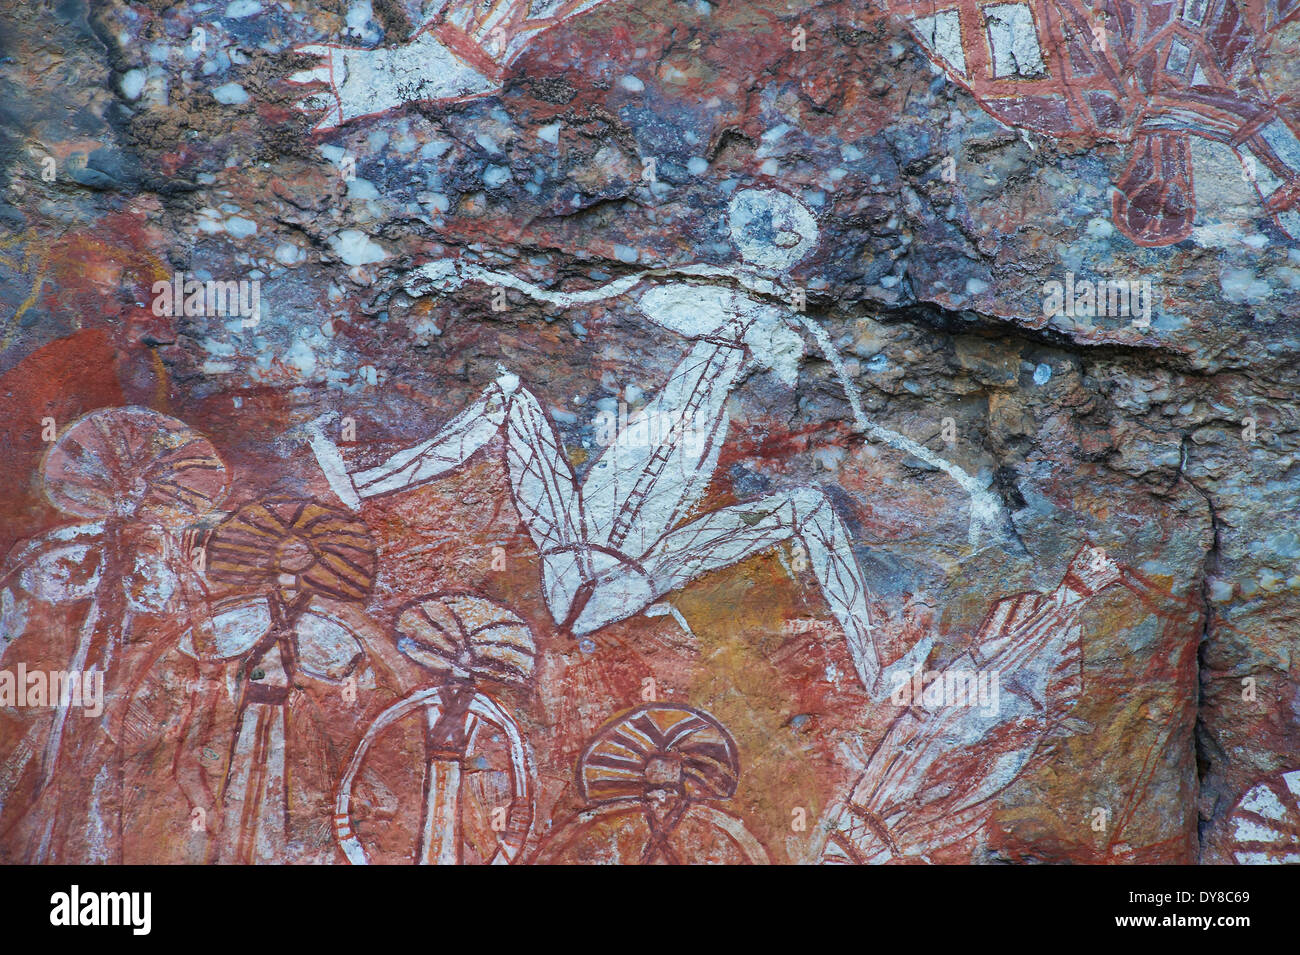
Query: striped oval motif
[
  {"left": 206, "top": 498, "right": 376, "bottom": 603},
  {"left": 579, "top": 704, "right": 740, "bottom": 804},
  {"left": 1227, "top": 769, "right": 1300, "bottom": 864},
  {"left": 42, "top": 406, "right": 228, "bottom": 527},
  {"left": 394, "top": 594, "right": 536, "bottom": 687}
]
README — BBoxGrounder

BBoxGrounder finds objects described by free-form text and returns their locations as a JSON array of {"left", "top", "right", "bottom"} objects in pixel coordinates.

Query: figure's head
[
  {"left": 392, "top": 594, "right": 537, "bottom": 688},
  {"left": 727, "top": 188, "right": 819, "bottom": 271}
]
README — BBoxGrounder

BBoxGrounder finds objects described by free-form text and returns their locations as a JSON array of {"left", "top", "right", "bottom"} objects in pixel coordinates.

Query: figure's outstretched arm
[
  {"left": 402, "top": 259, "right": 788, "bottom": 311},
  {"left": 306, "top": 372, "right": 520, "bottom": 509},
  {"left": 795, "top": 313, "right": 1013, "bottom": 551},
  {"left": 289, "top": 31, "right": 498, "bottom": 133},
  {"left": 407, "top": 260, "right": 648, "bottom": 307},
  {"left": 288, "top": 0, "right": 619, "bottom": 132}
]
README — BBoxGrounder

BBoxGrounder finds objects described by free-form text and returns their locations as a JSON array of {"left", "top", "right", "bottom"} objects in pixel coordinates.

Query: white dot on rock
[
  {"left": 225, "top": 0, "right": 262, "bottom": 18},
  {"left": 225, "top": 216, "right": 257, "bottom": 238},
  {"left": 121, "top": 69, "right": 147, "bottom": 100},
  {"left": 328, "top": 230, "right": 390, "bottom": 266},
  {"left": 212, "top": 83, "right": 249, "bottom": 105}
]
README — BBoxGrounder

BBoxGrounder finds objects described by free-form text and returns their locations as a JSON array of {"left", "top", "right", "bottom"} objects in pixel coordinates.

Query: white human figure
[
  {"left": 399, "top": 193, "right": 1008, "bottom": 547},
  {"left": 307, "top": 190, "right": 972, "bottom": 700},
  {"left": 287, "top": 0, "right": 616, "bottom": 132}
]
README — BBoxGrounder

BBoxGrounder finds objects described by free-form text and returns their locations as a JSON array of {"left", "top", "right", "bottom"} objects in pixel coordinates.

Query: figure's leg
[
  {"left": 499, "top": 386, "right": 593, "bottom": 625},
  {"left": 307, "top": 373, "right": 593, "bottom": 627},
  {"left": 306, "top": 373, "right": 519, "bottom": 510},
  {"left": 637, "top": 487, "right": 933, "bottom": 701}
]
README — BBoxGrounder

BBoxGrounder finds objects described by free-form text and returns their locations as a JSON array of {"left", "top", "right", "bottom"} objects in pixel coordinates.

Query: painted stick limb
[
  {"left": 305, "top": 373, "right": 523, "bottom": 513},
  {"left": 469, "top": 691, "right": 534, "bottom": 864},
  {"left": 399, "top": 259, "right": 754, "bottom": 309},
  {"left": 400, "top": 259, "right": 650, "bottom": 306},
  {"left": 305, "top": 419, "right": 362, "bottom": 511},
  {"left": 213, "top": 618, "right": 292, "bottom": 865},
  {"left": 463, "top": 263, "right": 647, "bottom": 305},
  {"left": 418, "top": 692, "right": 533, "bottom": 864},
  {"left": 417, "top": 685, "right": 477, "bottom": 866},
  {"left": 35, "top": 599, "right": 101, "bottom": 795},
  {"left": 335, "top": 686, "right": 444, "bottom": 864},
  {"left": 334, "top": 684, "right": 533, "bottom": 865},
  {"left": 795, "top": 314, "right": 1012, "bottom": 549},
  {"left": 350, "top": 374, "right": 519, "bottom": 499},
  {"left": 419, "top": 755, "right": 462, "bottom": 865},
  {"left": 217, "top": 701, "right": 287, "bottom": 864},
  {"left": 412, "top": 261, "right": 776, "bottom": 307}
]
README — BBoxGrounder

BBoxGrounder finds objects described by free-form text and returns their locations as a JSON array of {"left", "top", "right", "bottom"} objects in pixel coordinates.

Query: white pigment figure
[
  {"left": 287, "top": 0, "right": 617, "bottom": 132},
  {"left": 307, "top": 189, "right": 1011, "bottom": 701}
]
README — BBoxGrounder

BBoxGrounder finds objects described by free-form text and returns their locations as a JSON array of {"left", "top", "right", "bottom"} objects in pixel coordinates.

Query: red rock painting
[
  {"left": 879, "top": 0, "right": 1300, "bottom": 243},
  {"left": 0, "top": 0, "right": 1294, "bottom": 872}
]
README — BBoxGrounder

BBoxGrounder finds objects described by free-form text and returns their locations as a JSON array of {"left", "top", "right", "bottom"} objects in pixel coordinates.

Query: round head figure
[{"left": 727, "top": 188, "right": 818, "bottom": 271}]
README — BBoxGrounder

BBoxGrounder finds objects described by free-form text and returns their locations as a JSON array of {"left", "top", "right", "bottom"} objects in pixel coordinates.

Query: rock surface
[{"left": 0, "top": 0, "right": 1296, "bottom": 864}]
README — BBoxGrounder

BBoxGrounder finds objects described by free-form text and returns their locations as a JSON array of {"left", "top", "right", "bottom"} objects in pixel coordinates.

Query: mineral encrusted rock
[{"left": 0, "top": 0, "right": 1296, "bottom": 865}]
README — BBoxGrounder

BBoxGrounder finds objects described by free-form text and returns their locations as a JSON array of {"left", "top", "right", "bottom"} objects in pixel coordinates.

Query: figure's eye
[
  {"left": 983, "top": 3, "right": 1047, "bottom": 78},
  {"left": 775, "top": 230, "right": 801, "bottom": 248}
]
